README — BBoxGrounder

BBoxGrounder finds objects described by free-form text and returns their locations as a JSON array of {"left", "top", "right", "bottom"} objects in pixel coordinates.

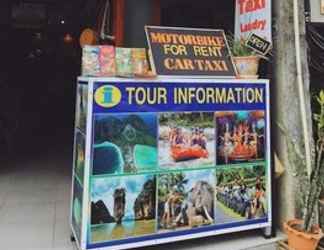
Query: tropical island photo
[
  {"left": 90, "top": 174, "right": 156, "bottom": 243},
  {"left": 75, "top": 84, "right": 88, "bottom": 132},
  {"left": 92, "top": 113, "right": 158, "bottom": 174},
  {"left": 72, "top": 176, "right": 83, "bottom": 241},
  {"left": 74, "top": 130, "right": 85, "bottom": 184}
]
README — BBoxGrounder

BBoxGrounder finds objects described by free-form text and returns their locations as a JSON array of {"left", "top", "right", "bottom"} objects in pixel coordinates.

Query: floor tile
[
  {"left": 55, "top": 200, "right": 71, "bottom": 222},
  {"left": 0, "top": 201, "right": 55, "bottom": 225},
  {"left": 138, "top": 230, "right": 284, "bottom": 250},
  {"left": 11, "top": 171, "right": 62, "bottom": 191},
  {"left": 0, "top": 172, "right": 15, "bottom": 192},
  {"left": 246, "top": 245, "right": 276, "bottom": 250},
  {"left": 53, "top": 218, "right": 74, "bottom": 249},
  {"left": 53, "top": 246, "right": 78, "bottom": 250},
  {"left": 56, "top": 186, "right": 72, "bottom": 203},
  {"left": 4, "top": 187, "right": 57, "bottom": 206},
  {"left": 0, "top": 151, "right": 284, "bottom": 250},
  {"left": 0, "top": 222, "right": 53, "bottom": 249}
]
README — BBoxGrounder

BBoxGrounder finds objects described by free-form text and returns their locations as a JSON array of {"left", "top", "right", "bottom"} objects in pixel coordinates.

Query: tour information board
[{"left": 71, "top": 77, "right": 272, "bottom": 250}]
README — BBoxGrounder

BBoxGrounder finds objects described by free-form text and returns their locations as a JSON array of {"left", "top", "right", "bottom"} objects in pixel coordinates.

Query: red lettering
[
  {"left": 239, "top": 0, "right": 247, "bottom": 14},
  {"left": 246, "top": 0, "right": 254, "bottom": 12},
  {"left": 239, "top": 0, "right": 266, "bottom": 14},
  {"left": 240, "top": 19, "right": 267, "bottom": 33}
]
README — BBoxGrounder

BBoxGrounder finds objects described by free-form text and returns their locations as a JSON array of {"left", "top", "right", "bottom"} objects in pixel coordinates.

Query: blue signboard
[
  {"left": 71, "top": 77, "right": 271, "bottom": 250},
  {"left": 93, "top": 81, "right": 266, "bottom": 113}
]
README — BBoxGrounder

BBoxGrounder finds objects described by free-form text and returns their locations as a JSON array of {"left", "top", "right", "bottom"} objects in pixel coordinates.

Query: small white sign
[
  {"left": 235, "top": 0, "right": 272, "bottom": 43},
  {"left": 321, "top": 0, "right": 324, "bottom": 15}
]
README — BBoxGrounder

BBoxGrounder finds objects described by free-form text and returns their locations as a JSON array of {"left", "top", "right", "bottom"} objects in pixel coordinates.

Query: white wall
[{"left": 310, "top": 0, "right": 324, "bottom": 23}]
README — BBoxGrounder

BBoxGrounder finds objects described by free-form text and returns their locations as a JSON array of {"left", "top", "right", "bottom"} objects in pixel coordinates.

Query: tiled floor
[{"left": 0, "top": 149, "right": 282, "bottom": 250}]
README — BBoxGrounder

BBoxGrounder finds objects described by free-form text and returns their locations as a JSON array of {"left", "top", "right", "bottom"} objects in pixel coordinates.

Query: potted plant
[
  {"left": 319, "top": 188, "right": 324, "bottom": 230},
  {"left": 227, "top": 37, "right": 260, "bottom": 79},
  {"left": 281, "top": 90, "right": 324, "bottom": 250},
  {"left": 318, "top": 95, "right": 324, "bottom": 232}
]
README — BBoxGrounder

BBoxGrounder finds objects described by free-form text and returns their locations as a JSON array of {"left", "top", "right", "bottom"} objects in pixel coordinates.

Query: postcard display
[{"left": 71, "top": 77, "right": 272, "bottom": 250}]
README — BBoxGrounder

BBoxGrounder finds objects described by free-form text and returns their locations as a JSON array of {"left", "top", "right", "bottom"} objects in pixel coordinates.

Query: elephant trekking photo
[
  {"left": 157, "top": 169, "right": 216, "bottom": 232},
  {"left": 215, "top": 165, "right": 268, "bottom": 225}
]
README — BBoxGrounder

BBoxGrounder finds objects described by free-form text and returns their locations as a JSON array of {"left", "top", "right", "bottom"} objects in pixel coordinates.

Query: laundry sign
[{"left": 235, "top": 0, "right": 272, "bottom": 44}]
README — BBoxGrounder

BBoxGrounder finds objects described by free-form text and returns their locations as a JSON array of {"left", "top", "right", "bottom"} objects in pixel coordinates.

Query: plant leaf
[{"left": 319, "top": 90, "right": 324, "bottom": 103}]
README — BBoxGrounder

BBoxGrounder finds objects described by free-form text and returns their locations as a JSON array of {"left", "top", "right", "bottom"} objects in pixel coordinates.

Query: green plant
[
  {"left": 314, "top": 91, "right": 324, "bottom": 142},
  {"left": 302, "top": 90, "right": 324, "bottom": 232},
  {"left": 279, "top": 90, "right": 324, "bottom": 232},
  {"left": 226, "top": 36, "right": 256, "bottom": 57}
]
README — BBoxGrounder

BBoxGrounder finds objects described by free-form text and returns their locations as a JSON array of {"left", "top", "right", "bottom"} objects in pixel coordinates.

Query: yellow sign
[{"left": 94, "top": 85, "right": 122, "bottom": 108}]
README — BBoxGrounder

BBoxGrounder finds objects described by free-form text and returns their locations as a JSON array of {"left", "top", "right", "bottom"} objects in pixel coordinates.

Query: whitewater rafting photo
[
  {"left": 90, "top": 174, "right": 156, "bottom": 243},
  {"left": 92, "top": 113, "right": 158, "bottom": 175},
  {"left": 157, "top": 169, "right": 216, "bottom": 232},
  {"left": 159, "top": 112, "right": 215, "bottom": 169},
  {"left": 215, "top": 111, "right": 266, "bottom": 165},
  {"left": 215, "top": 165, "right": 268, "bottom": 225}
]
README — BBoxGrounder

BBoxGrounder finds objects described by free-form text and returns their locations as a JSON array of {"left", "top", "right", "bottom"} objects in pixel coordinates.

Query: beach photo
[
  {"left": 74, "top": 130, "right": 85, "bottom": 185},
  {"left": 215, "top": 111, "right": 266, "bottom": 165},
  {"left": 72, "top": 176, "right": 83, "bottom": 240},
  {"left": 157, "top": 169, "right": 215, "bottom": 232},
  {"left": 75, "top": 84, "right": 88, "bottom": 132},
  {"left": 90, "top": 174, "right": 156, "bottom": 243},
  {"left": 215, "top": 165, "right": 267, "bottom": 225},
  {"left": 159, "top": 112, "right": 215, "bottom": 169},
  {"left": 92, "top": 113, "right": 157, "bottom": 175}
]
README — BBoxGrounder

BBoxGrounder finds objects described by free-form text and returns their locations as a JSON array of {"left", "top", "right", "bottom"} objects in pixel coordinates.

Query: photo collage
[
  {"left": 89, "top": 111, "right": 268, "bottom": 244},
  {"left": 74, "top": 83, "right": 89, "bottom": 186},
  {"left": 72, "top": 83, "right": 89, "bottom": 240}
]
